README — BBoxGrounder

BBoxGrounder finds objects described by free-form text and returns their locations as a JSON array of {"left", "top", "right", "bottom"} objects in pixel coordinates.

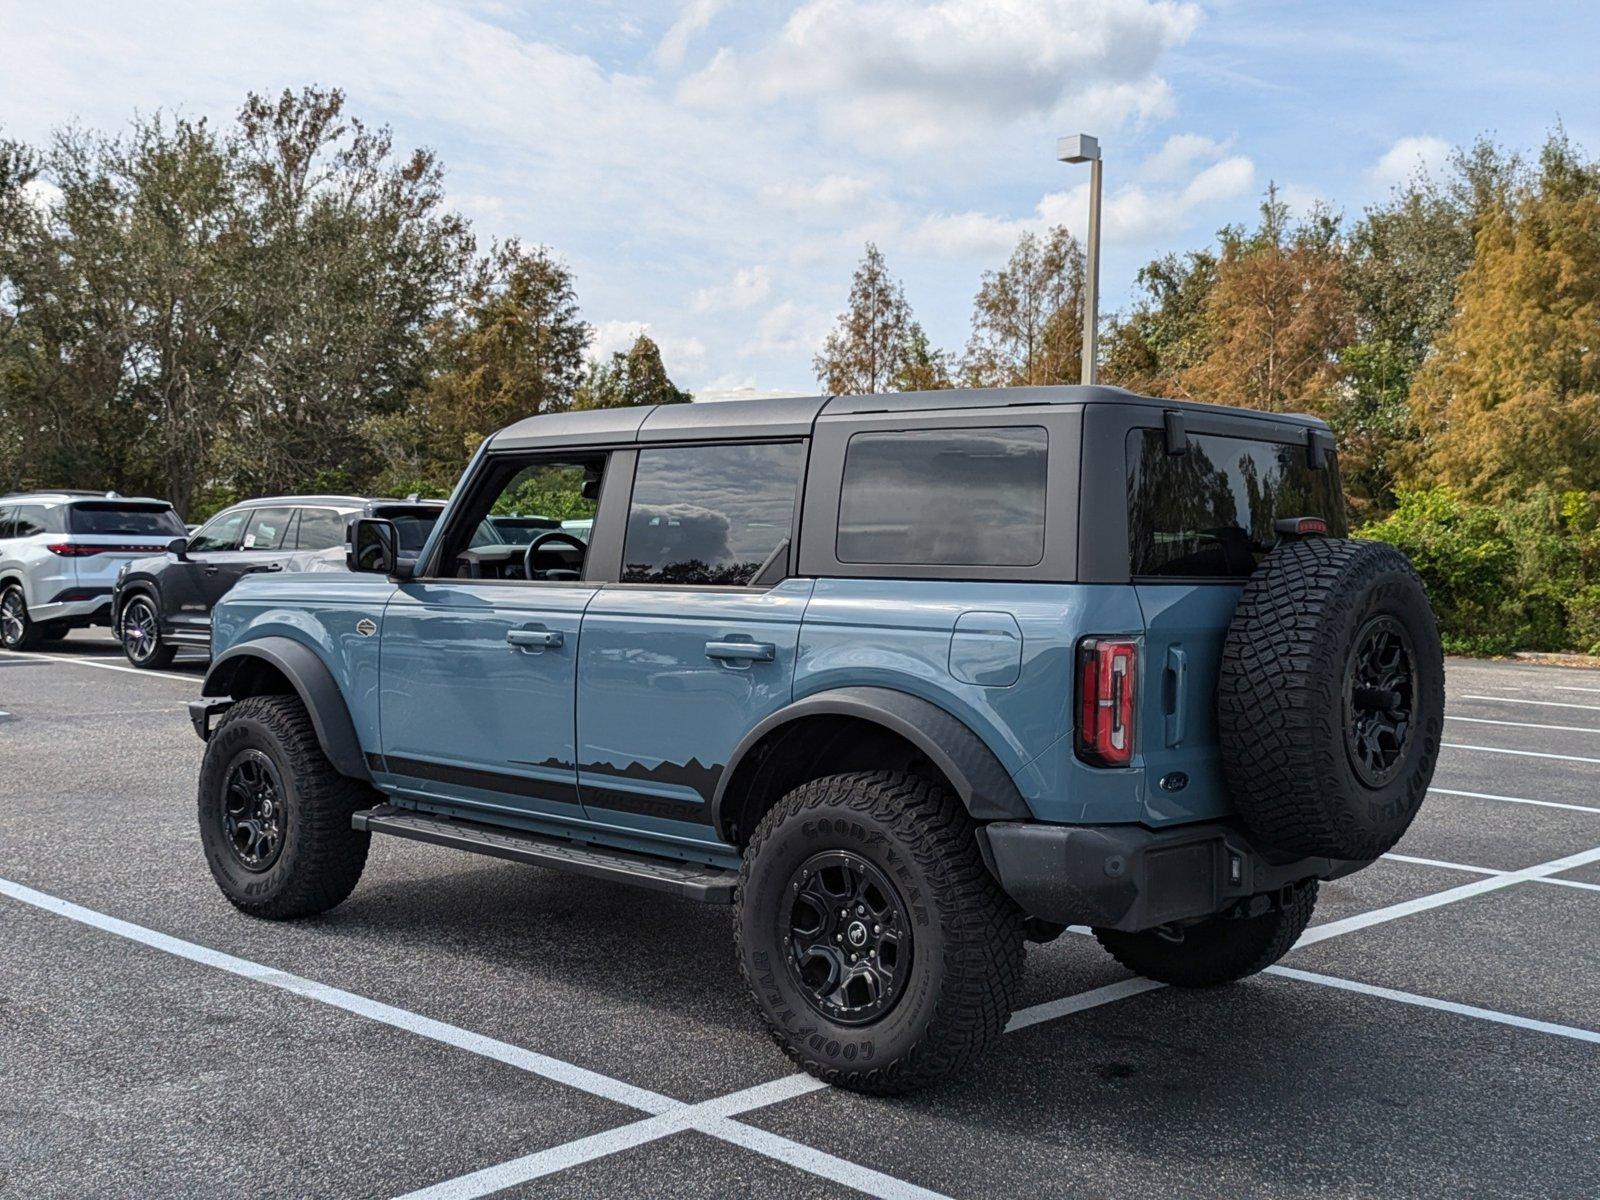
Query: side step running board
[{"left": 352, "top": 805, "right": 739, "bottom": 903}]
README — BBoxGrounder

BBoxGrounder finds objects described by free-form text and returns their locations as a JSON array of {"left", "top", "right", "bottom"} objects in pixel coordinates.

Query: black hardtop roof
[{"left": 486, "top": 385, "right": 1328, "bottom": 451}]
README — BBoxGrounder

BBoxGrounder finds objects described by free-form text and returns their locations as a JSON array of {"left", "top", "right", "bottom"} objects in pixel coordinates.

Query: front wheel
[
  {"left": 736, "top": 771, "right": 1026, "bottom": 1095},
  {"left": 0, "top": 584, "right": 43, "bottom": 650},
  {"left": 198, "top": 695, "right": 377, "bottom": 919},
  {"left": 119, "top": 596, "right": 177, "bottom": 669},
  {"left": 1094, "top": 880, "right": 1318, "bottom": 987}
]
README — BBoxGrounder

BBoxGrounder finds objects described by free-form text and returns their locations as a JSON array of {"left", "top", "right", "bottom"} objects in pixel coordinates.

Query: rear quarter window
[
  {"left": 1127, "top": 428, "right": 1347, "bottom": 579},
  {"left": 836, "top": 426, "right": 1048, "bottom": 567}
]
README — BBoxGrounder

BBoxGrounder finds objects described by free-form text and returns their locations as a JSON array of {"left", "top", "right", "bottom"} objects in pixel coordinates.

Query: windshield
[{"left": 69, "top": 503, "right": 186, "bottom": 537}]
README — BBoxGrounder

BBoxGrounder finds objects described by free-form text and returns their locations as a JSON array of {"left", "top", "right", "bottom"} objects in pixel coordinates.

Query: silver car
[{"left": 0, "top": 491, "right": 187, "bottom": 651}]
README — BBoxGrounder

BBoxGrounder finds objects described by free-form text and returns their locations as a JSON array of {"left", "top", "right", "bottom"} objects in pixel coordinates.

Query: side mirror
[
  {"left": 167, "top": 537, "right": 190, "bottom": 561},
  {"left": 347, "top": 518, "right": 401, "bottom": 576}
]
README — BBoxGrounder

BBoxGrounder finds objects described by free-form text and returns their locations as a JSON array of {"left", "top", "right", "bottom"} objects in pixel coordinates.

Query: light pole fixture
[{"left": 1057, "top": 133, "right": 1102, "bottom": 386}]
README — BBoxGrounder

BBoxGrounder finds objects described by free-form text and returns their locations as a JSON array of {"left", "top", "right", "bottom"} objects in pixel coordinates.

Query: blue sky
[{"left": 2, "top": 1, "right": 1595, "bottom": 399}]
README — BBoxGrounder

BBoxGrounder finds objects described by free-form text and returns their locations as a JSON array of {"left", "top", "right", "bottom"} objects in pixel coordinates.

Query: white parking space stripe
[
  {"left": 1007, "top": 976, "right": 1165, "bottom": 1032},
  {"left": 1441, "top": 741, "right": 1600, "bottom": 765},
  {"left": 1461, "top": 694, "right": 1600, "bottom": 712},
  {"left": 11, "top": 650, "right": 195, "bottom": 683},
  {"left": 0, "top": 877, "right": 942, "bottom": 1200},
  {"left": 1382, "top": 852, "right": 1499, "bottom": 875},
  {"left": 1540, "top": 876, "right": 1600, "bottom": 894},
  {"left": 1430, "top": 786, "right": 1600, "bottom": 815},
  {"left": 1446, "top": 714, "right": 1600, "bottom": 734},
  {"left": 1553, "top": 685, "right": 1600, "bottom": 694},
  {"left": 1266, "top": 967, "right": 1600, "bottom": 1045},
  {"left": 1297, "top": 843, "right": 1600, "bottom": 945}
]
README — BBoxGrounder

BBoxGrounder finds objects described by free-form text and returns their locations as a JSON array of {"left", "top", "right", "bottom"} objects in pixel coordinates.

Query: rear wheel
[
  {"left": 0, "top": 584, "right": 43, "bottom": 651},
  {"left": 736, "top": 770, "right": 1025, "bottom": 1095},
  {"left": 198, "top": 695, "right": 377, "bottom": 919},
  {"left": 119, "top": 596, "right": 177, "bottom": 669},
  {"left": 1094, "top": 881, "right": 1318, "bottom": 987}
]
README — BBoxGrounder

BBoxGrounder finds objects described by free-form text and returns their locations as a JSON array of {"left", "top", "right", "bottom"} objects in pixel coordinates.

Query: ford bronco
[{"left": 187, "top": 385, "right": 1444, "bottom": 1093}]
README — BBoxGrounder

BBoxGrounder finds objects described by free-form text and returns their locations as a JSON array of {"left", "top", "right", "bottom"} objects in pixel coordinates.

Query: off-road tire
[
  {"left": 119, "top": 596, "right": 177, "bottom": 669},
  {"left": 736, "top": 770, "right": 1026, "bottom": 1095},
  {"left": 1219, "top": 538, "right": 1444, "bottom": 860},
  {"left": 198, "top": 695, "right": 376, "bottom": 919},
  {"left": 1094, "top": 880, "right": 1318, "bottom": 987},
  {"left": 0, "top": 584, "right": 43, "bottom": 650}
]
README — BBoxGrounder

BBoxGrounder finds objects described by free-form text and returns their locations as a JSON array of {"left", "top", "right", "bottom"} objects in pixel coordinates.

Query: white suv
[{"left": 0, "top": 491, "right": 187, "bottom": 651}]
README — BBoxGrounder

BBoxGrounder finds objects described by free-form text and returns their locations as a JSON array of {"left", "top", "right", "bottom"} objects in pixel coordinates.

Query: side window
[
  {"left": 294, "top": 508, "right": 348, "bottom": 551},
  {"left": 0, "top": 507, "right": 14, "bottom": 539},
  {"left": 836, "top": 427, "right": 1048, "bottom": 567},
  {"left": 12, "top": 505, "right": 49, "bottom": 537},
  {"left": 623, "top": 442, "right": 803, "bottom": 587},
  {"left": 242, "top": 507, "right": 296, "bottom": 551},
  {"left": 189, "top": 508, "right": 248, "bottom": 553},
  {"left": 432, "top": 455, "right": 606, "bottom": 580}
]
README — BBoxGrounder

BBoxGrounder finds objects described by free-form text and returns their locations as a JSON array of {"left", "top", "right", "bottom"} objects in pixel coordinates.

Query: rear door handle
[
  {"left": 705, "top": 640, "right": 775, "bottom": 663},
  {"left": 507, "top": 628, "right": 563, "bottom": 651},
  {"left": 1163, "top": 645, "right": 1188, "bottom": 747}
]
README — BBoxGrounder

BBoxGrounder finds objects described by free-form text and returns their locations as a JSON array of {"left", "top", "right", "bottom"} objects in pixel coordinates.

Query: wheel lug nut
[
  {"left": 835, "top": 934, "right": 843, "bottom": 942},
  {"left": 873, "top": 924, "right": 880, "bottom": 934}
]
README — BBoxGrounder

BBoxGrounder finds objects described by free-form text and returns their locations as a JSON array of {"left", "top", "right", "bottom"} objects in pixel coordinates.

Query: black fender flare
[
  {"left": 202, "top": 636, "right": 371, "bottom": 782},
  {"left": 711, "top": 686, "right": 1032, "bottom": 836},
  {"left": 111, "top": 574, "right": 161, "bottom": 628}
]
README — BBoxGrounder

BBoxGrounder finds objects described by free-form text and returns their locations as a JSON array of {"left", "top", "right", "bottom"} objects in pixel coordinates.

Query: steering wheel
[{"left": 522, "top": 530, "right": 588, "bottom": 580}]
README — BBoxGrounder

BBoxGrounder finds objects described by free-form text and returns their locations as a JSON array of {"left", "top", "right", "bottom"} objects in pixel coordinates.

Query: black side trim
[
  {"left": 202, "top": 637, "right": 371, "bottom": 782},
  {"left": 47, "top": 586, "right": 113, "bottom": 603},
  {"left": 579, "top": 782, "right": 710, "bottom": 824},
  {"left": 711, "top": 686, "right": 1031, "bottom": 837},
  {"left": 374, "top": 753, "right": 580, "bottom": 805}
]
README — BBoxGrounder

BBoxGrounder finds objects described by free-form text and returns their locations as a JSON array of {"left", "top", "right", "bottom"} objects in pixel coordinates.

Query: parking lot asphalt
[{"left": 1, "top": 636, "right": 1596, "bottom": 1199}]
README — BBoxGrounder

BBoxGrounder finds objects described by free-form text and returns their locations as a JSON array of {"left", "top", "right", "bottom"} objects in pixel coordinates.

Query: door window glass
[
  {"left": 836, "top": 427, "right": 1047, "bottom": 566},
  {"left": 12, "top": 506, "right": 50, "bottom": 537},
  {"left": 1126, "top": 430, "right": 1348, "bottom": 578},
  {"left": 623, "top": 442, "right": 803, "bottom": 586},
  {"left": 188, "top": 508, "right": 248, "bottom": 552},
  {"left": 294, "top": 508, "right": 349, "bottom": 551},
  {"left": 437, "top": 456, "right": 605, "bottom": 580},
  {"left": 242, "top": 507, "right": 296, "bottom": 550},
  {"left": 0, "top": 507, "right": 14, "bottom": 539}
]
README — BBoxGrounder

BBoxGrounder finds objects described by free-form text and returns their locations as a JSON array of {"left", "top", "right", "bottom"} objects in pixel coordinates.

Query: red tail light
[
  {"left": 1075, "top": 637, "right": 1137, "bottom": 767},
  {"left": 47, "top": 543, "right": 167, "bottom": 557}
]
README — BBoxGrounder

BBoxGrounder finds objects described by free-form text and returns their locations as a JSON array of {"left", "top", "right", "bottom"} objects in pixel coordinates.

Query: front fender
[
  {"left": 712, "top": 686, "right": 1031, "bottom": 832},
  {"left": 203, "top": 636, "right": 371, "bottom": 782}
]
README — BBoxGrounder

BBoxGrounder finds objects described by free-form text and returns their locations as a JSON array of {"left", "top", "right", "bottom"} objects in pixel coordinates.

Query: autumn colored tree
[
  {"left": 814, "top": 244, "right": 920, "bottom": 394},
  {"left": 575, "top": 333, "right": 692, "bottom": 409},
  {"left": 962, "top": 226, "right": 1084, "bottom": 387},
  {"left": 1179, "top": 188, "right": 1352, "bottom": 416},
  {"left": 1408, "top": 132, "right": 1600, "bottom": 500},
  {"left": 1101, "top": 249, "right": 1218, "bottom": 398}
]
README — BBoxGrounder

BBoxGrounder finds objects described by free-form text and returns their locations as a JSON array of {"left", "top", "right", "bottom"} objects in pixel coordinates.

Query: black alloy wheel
[
  {"left": 222, "top": 749, "right": 288, "bottom": 872},
  {"left": 1344, "top": 614, "right": 1416, "bottom": 788},
  {"left": 783, "top": 850, "right": 912, "bottom": 1026},
  {"left": 0, "top": 585, "right": 30, "bottom": 649}
]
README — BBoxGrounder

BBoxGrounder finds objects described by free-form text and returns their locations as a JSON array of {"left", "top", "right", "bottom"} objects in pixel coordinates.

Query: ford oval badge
[{"left": 1159, "top": 771, "right": 1189, "bottom": 793}]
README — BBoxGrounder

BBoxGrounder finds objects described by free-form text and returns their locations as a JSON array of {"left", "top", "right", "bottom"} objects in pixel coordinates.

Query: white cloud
[
  {"left": 762, "top": 173, "right": 879, "bottom": 215},
  {"left": 20, "top": 178, "right": 63, "bottom": 213},
  {"left": 680, "top": 0, "right": 1201, "bottom": 155},
  {"left": 655, "top": 0, "right": 724, "bottom": 70},
  {"left": 1368, "top": 136, "right": 1453, "bottom": 189},
  {"left": 1139, "top": 132, "right": 1230, "bottom": 182},
  {"left": 691, "top": 265, "right": 772, "bottom": 313},
  {"left": 746, "top": 301, "right": 835, "bottom": 357}
]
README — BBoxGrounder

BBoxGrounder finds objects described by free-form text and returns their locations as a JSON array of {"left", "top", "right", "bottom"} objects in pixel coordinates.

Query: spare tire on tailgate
[{"left": 1218, "top": 537, "right": 1444, "bottom": 861}]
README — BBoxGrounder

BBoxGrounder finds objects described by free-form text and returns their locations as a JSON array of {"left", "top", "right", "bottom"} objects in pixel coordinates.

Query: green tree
[
  {"left": 1101, "top": 249, "right": 1218, "bottom": 397},
  {"left": 814, "top": 243, "right": 920, "bottom": 394},
  {"left": 962, "top": 226, "right": 1084, "bottom": 387},
  {"left": 891, "top": 324, "right": 953, "bottom": 392},
  {"left": 1408, "top": 131, "right": 1600, "bottom": 500},
  {"left": 574, "top": 333, "right": 692, "bottom": 409}
]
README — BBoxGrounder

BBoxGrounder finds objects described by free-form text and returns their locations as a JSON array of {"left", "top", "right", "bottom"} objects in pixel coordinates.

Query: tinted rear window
[
  {"left": 836, "top": 427, "right": 1048, "bottom": 566},
  {"left": 1127, "top": 429, "right": 1347, "bottom": 579},
  {"left": 69, "top": 503, "right": 185, "bottom": 536},
  {"left": 369, "top": 506, "right": 443, "bottom": 552}
]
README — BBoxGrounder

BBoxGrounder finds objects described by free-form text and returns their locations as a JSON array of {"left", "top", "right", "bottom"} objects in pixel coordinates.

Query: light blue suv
[{"left": 188, "top": 386, "right": 1444, "bottom": 1093}]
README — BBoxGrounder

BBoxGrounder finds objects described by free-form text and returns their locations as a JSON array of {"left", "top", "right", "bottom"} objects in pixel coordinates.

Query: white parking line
[
  {"left": 0, "top": 877, "right": 945, "bottom": 1200},
  {"left": 9, "top": 650, "right": 196, "bottom": 684},
  {"left": 1441, "top": 741, "right": 1600, "bottom": 765},
  {"left": 1429, "top": 786, "right": 1600, "bottom": 815},
  {"left": 1265, "top": 967, "right": 1600, "bottom": 1045},
  {"left": 1446, "top": 714, "right": 1600, "bottom": 735},
  {"left": 1383, "top": 851, "right": 1600, "bottom": 895},
  {"left": 1553, "top": 686, "right": 1600, "bottom": 694},
  {"left": 1461, "top": 694, "right": 1600, "bottom": 712}
]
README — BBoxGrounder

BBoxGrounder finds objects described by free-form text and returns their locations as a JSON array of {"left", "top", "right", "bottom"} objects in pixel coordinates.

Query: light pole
[{"left": 1057, "top": 133, "right": 1101, "bottom": 386}]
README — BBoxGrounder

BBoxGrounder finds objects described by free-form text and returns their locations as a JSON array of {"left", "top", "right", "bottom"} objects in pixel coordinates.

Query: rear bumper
[
  {"left": 980, "top": 820, "right": 1370, "bottom": 933},
  {"left": 188, "top": 698, "right": 233, "bottom": 741}
]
